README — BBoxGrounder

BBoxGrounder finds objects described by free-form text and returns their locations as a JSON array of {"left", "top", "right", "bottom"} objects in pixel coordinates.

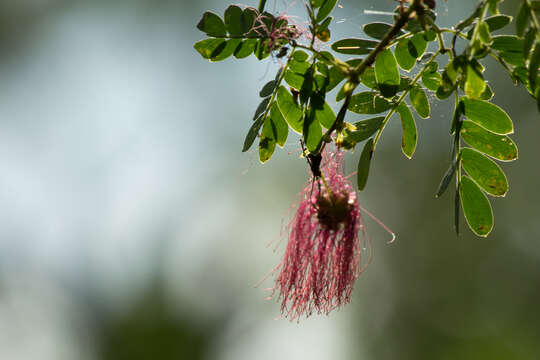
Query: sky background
[{"left": 0, "top": 0, "right": 539, "bottom": 359}]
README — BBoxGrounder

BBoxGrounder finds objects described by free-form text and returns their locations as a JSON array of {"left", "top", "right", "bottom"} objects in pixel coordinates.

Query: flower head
[{"left": 273, "top": 149, "right": 370, "bottom": 320}]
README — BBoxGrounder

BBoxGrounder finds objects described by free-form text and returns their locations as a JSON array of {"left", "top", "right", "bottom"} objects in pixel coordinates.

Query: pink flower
[{"left": 273, "top": 149, "right": 370, "bottom": 320}]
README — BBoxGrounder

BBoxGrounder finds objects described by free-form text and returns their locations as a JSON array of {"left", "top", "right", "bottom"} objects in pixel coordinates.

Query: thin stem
[
  {"left": 311, "top": 0, "right": 424, "bottom": 156},
  {"left": 372, "top": 49, "right": 441, "bottom": 150},
  {"left": 259, "top": 48, "right": 295, "bottom": 123},
  {"left": 467, "top": 1, "right": 489, "bottom": 59},
  {"left": 319, "top": 173, "right": 334, "bottom": 203},
  {"left": 293, "top": 43, "right": 344, "bottom": 69},
  {"left": 351, "top": 0, "right": 423, "bottom": 79},
  {"left": 258, "top": 0, "right": 267, "bottom": 14}
]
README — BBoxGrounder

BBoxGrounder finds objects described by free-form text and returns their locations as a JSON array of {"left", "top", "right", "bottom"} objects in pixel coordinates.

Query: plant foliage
[{"left": 195, "top": 0, "right": 540, "bottom": 237}]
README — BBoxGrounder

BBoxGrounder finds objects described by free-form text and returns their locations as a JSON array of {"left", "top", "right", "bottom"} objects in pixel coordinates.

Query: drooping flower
[{"left": 273, "top": 149, "right": 371, "bottom": 321}]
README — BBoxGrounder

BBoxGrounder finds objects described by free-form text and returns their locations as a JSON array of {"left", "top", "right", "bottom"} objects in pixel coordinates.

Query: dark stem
[{"left": 311, "top": 0, "right": 423, "bottom": 156}]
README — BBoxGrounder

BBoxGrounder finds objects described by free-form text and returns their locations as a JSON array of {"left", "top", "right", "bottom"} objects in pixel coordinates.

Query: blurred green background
[{"left": 0, "top": 0, "right": 539, "bottom": 359}]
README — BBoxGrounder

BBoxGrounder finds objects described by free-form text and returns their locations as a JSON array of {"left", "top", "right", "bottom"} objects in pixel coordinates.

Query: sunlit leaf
[
  {"left": 343, "top": 117, "right": 384, "bottom": 145},
  {"left": 259, "top": 116, "right": 277, "bottom": 163},
  {"left": 465, "top": 62, "right": 486, "bottom": 99},
  {"left": 461, "top": 148, "right": 508, "bottom": 196},
  {"left": 276, "top": 86, "right": 303, "bottom": 133},
  {"left": 462, "top": 98, "right": 513, "bottom": 135},
  {"left": 460, "top": 120, "right": 518, "bottom": 161},
  {"left": 409, "top": 85, "right": 430, "bottom": 118},
  {"left": 316, "top": 0, "right": 338, "bottom": 22},
  {"left": 194, "top": 38, "right": 226, "bottom": 59},
  {"left": 422, "top": 70, "right": 442, "bottom": 91},
  {"left": 397, "top": 102, "right": 417, "bottom": 158},
  {"left": 234, "top": 39, "right": 257, "bottom": 58},
  {"left": 375, "top": 49, "right": 400, "bottom": 98},
  {"left": 460, "top": 176, "right": 494, "bottom": 237},
  {"left": 348, "top": 92, "right": 391, "bottom": 114},
  {"left": 270, "top": 102, "right": 288, "bottom": 147}
]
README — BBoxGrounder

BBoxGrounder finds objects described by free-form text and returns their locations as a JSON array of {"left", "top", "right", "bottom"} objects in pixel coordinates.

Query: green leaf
[
  {"left": 242, "top": 7, "right": 259, "bottom": 36},
  {"left": 375, "top": 49, "right": 400, "bottom": 98},
  {"left": 409, "top": 85, "right": 430, "bottom": 118},
  {"left": 259, "top": 80, "right": 276, "bottom": 97},
  {"left": 243, "top": 115, "right": 265, "bottom": 152},
  {"left": 300, "top": 66, "right": 314, "bottom": 105},
  {"left": 289, "top": 59, "right": 311, "bottom": 74},
  {"left": 465, "top": 62, "right": 486, "bottom": 99},
  {"left": 435, "top": 158, "right": 458, "bottom": 198},
  {"left": 310, "top": 0, "right": 325, "bottom": 8},
  {"left": 327, "top": 66, "right": 346, "bottom": 92},
  {"left": 224, "top": 5, "right": 244, "bottom": 36},
  {"left": 397, "top": 102, "right": 417, "bottom": 159},
  {"left": 460, "top": 120, "right": 518, "bottom": 161},
  {"left": 360, "top": 67, "right": 377, "bottom": 89},
  {"left": 487, "top": 0, "right": 502, "bottom": 15},
  {"left": 211, "top": 39, "right": 241, "bottom": 61},
  {"left": 293, "top": 50, "right": 309, "bottom": 62},
  {"left": 436, "top": 85, "right": 454, "bottom": 100},
  {"left": 529, "top": 43, "right": 540, "bottom": 91},
  {"left": 422, "top": 70, "right": 442, "bottom": 91},
  {"left": 462, "top": 98, "right": 513, "bottom": 135},
  {"left": 253, "top": 97, "right": 270, "bottom": 120},
  {"left": 316, "top": 0, "right": 338, "bottom": 22},
  {"left": 255, "top": 39, "right": 271, "bottom": 60},
  {"left": 479, "top": 84, "right": 494, "bottom": 100},
  {"left": 516, "top": 2, "right": 530, "bottom": 37},
  {"left": 313, "top": 98, "right": 336, "bottom": 129},
  {"left": 477, "top": 21, "right": 492, "bottom": 44},
  {"left": 343, "top": 117, "right": 384, "bottom": 144},
  {"left": 270, "top": 102, "right": 288, "bottom": 147},
  {"left": 357, "top": 138, "right": 374, "bottom": 191},
  {"left": 408, "top": 33, "right": 428, "bottom": 58},
  {"left": 363, "top": 22, "right": 402, "bottom": 40},
  {"left": 194, "top": 38, "right": 226, "bottom": 59},
  {"left": 492, "top": 36, "right": 523, "bottom": 52},
  {"left": 460, "top": 175, "right": 494, "bottom": 237},
  {"left": 348, "top": 92, "right": 391, "bottom": 114},
  {"left": 523, "top": 28, "right": 536, "bottom": 60},
  {"left": 276, "top": 86, "right": 303, "bottom": 133},
  {"left": 395, "top": 39, "right": 416, "bottom": 71},
  {"left": 259, "top": 117, "right": 277, "bottom": 163},
  {"left": 461, "top": 148, "right": 508, "bottom": 196},
  {"left": 197, "top": 11, "right": 227, "bottom": 37},
  {"left": 303, "top": 108, "right": 322, "bottom": 152},
  {"left": 234, "top": 39, "right": 257, "bottom": 58},
  {"left": 491, "top": 35, "right": 525, "bottom": 66},
  {"left": 284, "top": 70, "right": 305, "bottom": 90},
  {"left": 331, "top": 38, "right": 378, "bottom": 55},
  {"left": 484, "top": 15, "right": 512, "bottom": 32}
]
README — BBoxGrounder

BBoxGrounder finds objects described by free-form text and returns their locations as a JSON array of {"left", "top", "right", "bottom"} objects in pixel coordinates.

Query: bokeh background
[{"left": 0, "top": 0, "right": 539, "bottom": 359}]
